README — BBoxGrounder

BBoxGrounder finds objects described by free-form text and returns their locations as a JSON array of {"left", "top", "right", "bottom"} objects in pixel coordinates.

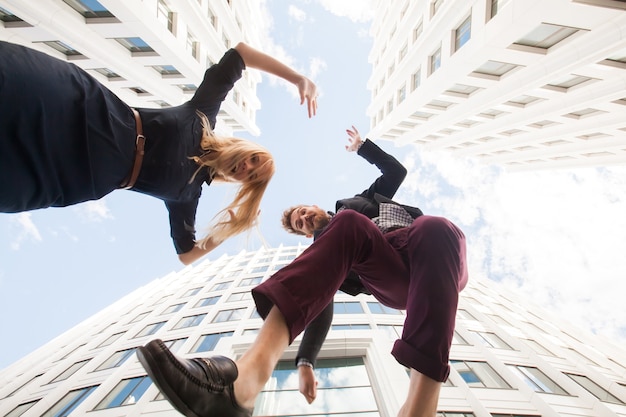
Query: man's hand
[
  {"left": 297, "top": 76, "right": 318, "bottom": 118},
  {"left": 345, "top": 125, "right": 363, "bottom": 152},
  {"left": 298, "top": 365, "right": 318, "bottom": 404}
]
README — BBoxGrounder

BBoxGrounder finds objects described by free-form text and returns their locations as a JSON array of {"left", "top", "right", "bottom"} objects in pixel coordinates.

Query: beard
[{"left": 312, "top": 212, "right": 331, "bottom": 231}]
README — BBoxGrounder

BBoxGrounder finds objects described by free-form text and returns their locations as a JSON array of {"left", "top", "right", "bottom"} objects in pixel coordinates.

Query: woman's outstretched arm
[{"left": 234, "top": 42, "right": 318, "bottom": 118}]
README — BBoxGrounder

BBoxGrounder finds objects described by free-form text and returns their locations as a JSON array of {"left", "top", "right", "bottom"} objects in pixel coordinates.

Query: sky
[{"left": 1, "top": 0, "right": 626, "bottom": 371}]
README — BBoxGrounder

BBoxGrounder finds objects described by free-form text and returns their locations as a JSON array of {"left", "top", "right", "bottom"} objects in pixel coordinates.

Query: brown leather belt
[{"left": 120, "top": 109, "right": 146, "bottom": 189}]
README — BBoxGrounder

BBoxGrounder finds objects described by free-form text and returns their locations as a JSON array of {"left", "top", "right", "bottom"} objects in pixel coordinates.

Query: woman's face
[{"left": 229, "top": 153, "right": 267, "bottom": 182}]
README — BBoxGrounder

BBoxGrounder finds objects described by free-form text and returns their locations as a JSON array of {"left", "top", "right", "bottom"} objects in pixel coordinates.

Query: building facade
[
  {"left": 1, "top": 244, "right": 625, "bottom": 417},
  {"left": 0, "top": 0, "right": 263, "bottom": 136},
  {"left": 368, "top": 0, "right": 626, "bottom": 170}
]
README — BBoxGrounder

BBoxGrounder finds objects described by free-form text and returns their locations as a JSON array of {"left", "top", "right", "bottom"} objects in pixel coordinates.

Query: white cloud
[
  {"left": 74, "top": 200, "right": 114, "bottom": 223},
  {"left": 9, "top": 212, "right": 42, "bottom": 250},
  {"left": 400, "top": 148, "right": 626, "bottom": 343},
  {"left": 317, "top": 0, "right": 376, "bottom": 22},
  {"left": 308, "top": 56, "right": 327, "bottom": 79},
  {"left": 288, "top": 5, "right": 307, "bottom": 22}
]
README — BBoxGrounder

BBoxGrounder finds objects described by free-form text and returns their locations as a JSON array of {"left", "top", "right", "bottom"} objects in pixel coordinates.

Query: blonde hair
[{"left": 190, "top": 111, "right": 275, "bottom": 248}]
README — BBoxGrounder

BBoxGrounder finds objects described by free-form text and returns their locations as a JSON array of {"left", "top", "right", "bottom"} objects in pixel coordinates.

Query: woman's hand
[
  {"left": 296, "top": 76, "right": 318, "bottom": 118},
  {"left": 345, "top": 125, "right": 363, "bottom": 152},
  {"left": 298, "top": 365, "right": 318, "bottom": 404}
]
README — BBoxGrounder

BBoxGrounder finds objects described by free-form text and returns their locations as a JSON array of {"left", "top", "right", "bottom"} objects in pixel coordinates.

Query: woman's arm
[
  {"left": 234, "top": 42, "right": 318, "bottom": 118},
  {"left": 178, "top": 238, "right": 220, "bottom": 265}
]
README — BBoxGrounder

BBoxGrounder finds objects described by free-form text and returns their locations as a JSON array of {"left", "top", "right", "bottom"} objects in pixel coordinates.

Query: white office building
[
  {"left": 0, "top": 244, "right": 625, "bottom": 417},
  {"left": 368, "top": 0, "right": 626, "bottom": 171},
  {"left": 0, "top": 0, "right": 263, "bottom": 136}
]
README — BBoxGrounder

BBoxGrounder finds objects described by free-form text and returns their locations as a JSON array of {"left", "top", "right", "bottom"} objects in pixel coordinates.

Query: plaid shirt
[{"left": 336, "top": 202, "right": 414, "bottom": 234}]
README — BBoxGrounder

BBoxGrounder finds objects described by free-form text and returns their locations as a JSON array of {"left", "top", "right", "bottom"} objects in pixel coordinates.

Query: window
[
  {"left": 183, "top": 287, "right": 202, "bottom": 297},
  {"left": 95, "top": 348, "right": 136, "bottom": 371},
  {"left": 545, "top": 74, "right": 593, "bottom": 91},
  {"left": 367, "top": 302, "right": 402, "bottom": 315},
  {"left": 93, "top": 376, "right": 151, "bottom": 410},
  {"left": 429, "top": 46, "right": 442, "bottom": 74},
  {"left": 212, "top": 308, "right": 246, "bottom": 323},
  {"left": 431, "top": 0, "right": 444, "bottom": 17},
  {"left": 397, "top": 84, "right": 406, "bottom": 104},
  {"left": 413, "top": 20, "right": 423, "bottom": 42},
  {"left": 412, "top": 68, "right": 422, "bottom": 91},
  {"left": 506, "top": 95, "right": 541, "bottom": 107},
  {"left": 115, "top": 37, "right": 154, "bottom": 54},
  {"left": 254, "top": 358, "right": 379, "bottom": 415},
  {"left": 472, "top": 331, "right": 513, "bottom": 349},
  {"left": 63, "top": 0, "right": 114, "bottom": 18},
  {"left": 92, "top": 68, "right": 122, "bottom": 80},
  {"left": 190, "top": 331, "right": 235, "bottom": 353},
  {"left": 387, "top": 98, "right": 394, "bottom": 114},
  {"left": 173, "top": 314, "right": 206, "bottom": 329},
  {"left": 97, "top": 332, "right": 124, "bottom": 347},
  {"left": 187, "top": 32, "right": 200, "bottom": 61},
  {"left": 473, "top": 60, "right": 519, "bottom": 78},
  {"left": 567, "top": 373, "right": 624, "bottom": 404},
  {"left": 5, "top": 401, "right": 38, "bottom": 417},
  {"left": 240, "top": 276, "right": 263, "bottom": 286},
  {"left": 49, "top": 360, "right": 90, "bottom": 383},
  {"left": 211, "top": 281, "right": 233, "bottom": 291},
  {"left": 377, "top": 324, "right": 403, "bottom": 339},
  {"left": 457, "top": 309, "right": 477, "bottom": 320},
  {"left": 437, "top": 413, "right": 475, "bottom": 417},
  {"left": 508, "top": 365, "right": 568, "bottom": 394},
  {"left": 455, "top": 15, "right": 471, "bottom": 51},
  {"left": 452, "top": 360, "right": 511, "bottom": 388},
  {"left": 332, "top": 324, "right": 371, "bottom": 331},
  {"left": 446, "top": 84, "right": 479, "bottom": 97},
  {"left": 452, "top": 330, "right": 470, "bottom": 345},
  {"left": 129, "top": 311, "right": 151, "bottom": 323},
  {"left": 514, "top": 23, "right": 580, "bottom": 50},
  {"left": 157, "top": 0, "right": 176, "bottom": 34},
  {"left": 0, "top": 6, "right": 24, "bottom": 24},
  {"left": 251, "top": 265, "right": 269, "bottom": 273},
  {"left": 195, "top": 296, "right": 220, "bottom": 307},
  {"left": 42, "top": 386, "right": 98, "bottom": 417},
  {"left": 399, "top": 43, "right": 408, "bottom": 61},
  {"left": 489, "top": 0, "right": 511, "bottom": 19},
  {"left": 152, "top": 65, "right": 181, "bottom": 77},
  {"left": 42, "top": 41, "right": 83, "bottom": 57},
  {"left": 135, "top": 321, "right": 166, "bottom": 337},
  {"left": 162, "top": 303, "right": 186, "bottom": 314},
  {"left": 207, "top": 6, "right": 217, "bottom": 27},
  {"left": 227, "top": 292, "right": 252, "bottom": 302},
  {"left": 4, "top": 374, "right": 43, "bottom": 397}
]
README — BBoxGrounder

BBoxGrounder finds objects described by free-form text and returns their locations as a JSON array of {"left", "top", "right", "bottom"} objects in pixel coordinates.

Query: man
[{"left": 137, "top": 127, "right": 468, "bottom": 417}]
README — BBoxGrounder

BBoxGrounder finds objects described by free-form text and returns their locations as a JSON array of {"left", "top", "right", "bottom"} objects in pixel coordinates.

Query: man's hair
[{"left": 281, "top": 205, "right": 306, "bottom": 236}]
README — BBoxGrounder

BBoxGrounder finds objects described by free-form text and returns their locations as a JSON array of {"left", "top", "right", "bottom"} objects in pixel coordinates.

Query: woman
[{"left": 0, "top": 40, "right": 318, "bottom": 264}]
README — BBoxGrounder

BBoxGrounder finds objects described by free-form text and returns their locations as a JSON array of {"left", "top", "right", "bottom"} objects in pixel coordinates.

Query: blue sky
[{"left": 1, "top": 0, "right": 626, "bottom": 370}]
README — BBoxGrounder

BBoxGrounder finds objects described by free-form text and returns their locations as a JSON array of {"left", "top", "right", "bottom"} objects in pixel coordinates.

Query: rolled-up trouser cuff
[
  {"left": 392, "top": 339, "right": 450, "bottom": 382},
  {"left": 252, "top": 280, "right": 307, "bottom": 345}
]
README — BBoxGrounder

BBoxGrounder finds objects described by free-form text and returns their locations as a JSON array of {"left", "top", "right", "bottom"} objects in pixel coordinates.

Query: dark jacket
[{"left": 296, "top": 139, "right": 422, "bottom": 366}]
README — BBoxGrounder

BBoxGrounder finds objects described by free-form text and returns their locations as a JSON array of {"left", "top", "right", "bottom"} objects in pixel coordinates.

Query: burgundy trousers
[{"left": 252, "top": 210, "right": 468, "bottom": 381}]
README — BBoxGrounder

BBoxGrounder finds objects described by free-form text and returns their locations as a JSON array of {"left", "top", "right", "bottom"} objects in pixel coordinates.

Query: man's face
[{"left": 290, "top": 205, "right": 330, "bottom": 237}]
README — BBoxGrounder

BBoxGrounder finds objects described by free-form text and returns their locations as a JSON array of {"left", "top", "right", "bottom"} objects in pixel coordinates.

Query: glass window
[
  {"left": 514, "top": 23, "right": 579, "bottom": 49},
  {"left": 455, "top": 15, "right": 471, "bottom": 51},
  {"left": 115, "top": 37, "right": 154, "bottom": 53},
  {"left": 190, "top": 331, "right": 235, "bottom": 353},
  {"left": 173, "top": 314, "right": 206, "bottom": 329},
  {"left": 474, "top": 60, "right": 519, "bottom": 77},
  {"left": 211, "top": 281, "right": 233, "bottom": 291},
  {"left": 567, "top": 373, "right": 624, "bottom": 404},
  {"left": 93, "top": 376, "right": 151, "bottom": 410},
  {"left": 195, "top": 296, "right": 220, "bottom": 307},
  {"left": 431, "top": 0, "right": 444, "bottom": 16},
  {"left": 240, "top": 277, "right": 263, "bottom": 286},
  {"left": 157, "top": 0, "right": 175, "bottom": 33},
  {"left": 135, "top": 321, "right": 166, "bottom": 337},
  {"left": 377, "top": 324, "right": 403, "bottom": 339},
  {"left": 4, "top": 400, "right": 38, "bottom": 417},
  {"left": 332, "top": 324, "right": 371, "bottom": 331},
  {"left": 437, "top": 413, "right": 475, "bottom": 417},
  {"left": 254, "top": 357, "right": 380, "bottom": 416},
  {"left": 452, "top": 330, "right": 470, "bottom": 345},
  {"left": 429, "top": 46, "right": 441, "bottom": 74},
  {"left": 129, "top": 311, "right": 151, "bottom": 323},
  {"left": 162, "top": 303, "right": 186, "bottom": 314},
  {"left": 457, "top": 309, "right": 477, "bottom": 320},
  {"left": 42, "top": 386, "right": 98, "bottom": 417},
  {"left": 412, "top": 68, "right": 421, "bottom": 91},
  {"left": 63, "top": 0, "right": 114, "bottom": 18},
  {"left": 472, "top": 331, "right": 513, "bottom": 349},
  {"left": 5, "top": 374, "right": 43, "bottom": 397},
  {"left": 41, "top": 41, "right": 82, "bottom": 56},
  {"left": 227, "top": 292, "right": 252, "bottom": 302},
  {"left": 97, "top": 332, "right": 124, "bottom": 347},
  {"left": 49, "top": 360, "right": 90, "bottom": 383},
  {"left": 397, "top": 84, "right": 406, "bottom": 104},
  {"left": 334, "top": 301, "right": 364, "bottom": 314},
  {"left": 183, "top": 287, "right": 202, "bottom": 297},
  {"left": 508, "top": 365, "right": 568, "bottom": 394},
  {"left": 251, "top": 265, "right": 269, "bottom": 273},
  {"left": 452, "top": 360, "right": 511, "bottom": 388},
  {"left": 95, "top": 348, "right": 136, "bottom": 371},
  {"left": 0, "top": 6, "right": 23, "bottom": 23},
  {"left": 213, "top": 308, "right": 246, "bottom": 323},
  {"left": 152, "top": 65, "right": 181, "bottom": 76},
  {"left": 413, "top": 20, "right": 423, "bottom": 42},
  {"left": 489, "top": 0, "right": 511, "bottom": 19},
  {"left": 546, "top": 74, "right": 593, "bottom": 90},
  {"left": 367, "top": 302, "right": 402, "bottom": 315}
]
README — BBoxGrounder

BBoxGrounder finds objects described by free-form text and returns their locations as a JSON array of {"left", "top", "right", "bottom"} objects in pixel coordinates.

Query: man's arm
[{"left": 347, "top": 126, "right": 407, "bottom": 200}]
